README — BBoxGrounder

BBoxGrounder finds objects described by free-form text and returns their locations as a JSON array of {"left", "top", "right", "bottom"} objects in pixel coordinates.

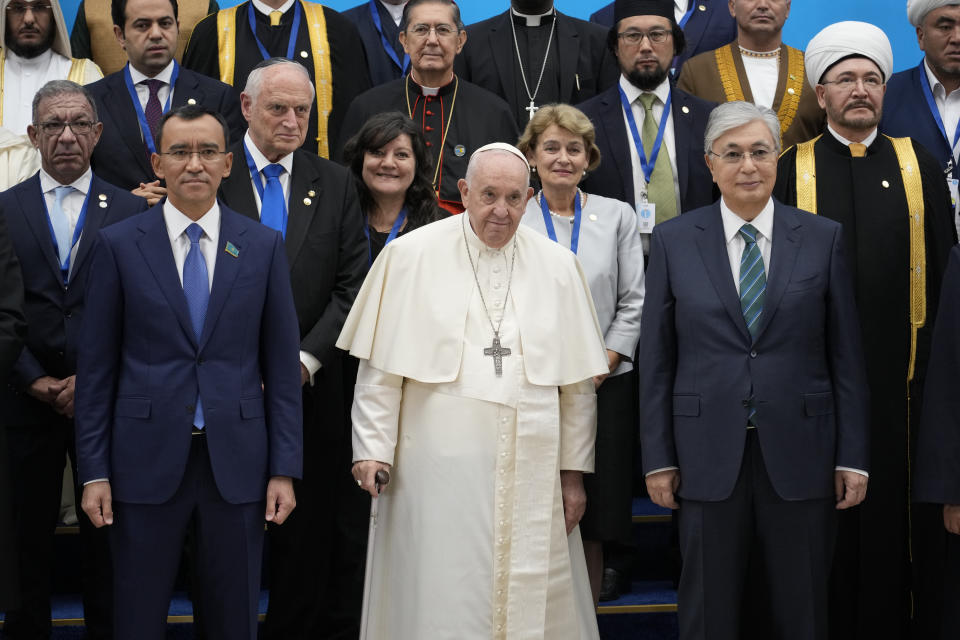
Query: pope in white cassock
[{"left": 337, "top": 142, "right": 609, "bottom": 639}]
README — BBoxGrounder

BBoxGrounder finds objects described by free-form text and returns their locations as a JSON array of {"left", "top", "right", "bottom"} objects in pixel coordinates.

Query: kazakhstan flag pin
[{"left": 224, "top": 241, "right": 239, "bottom": 258}]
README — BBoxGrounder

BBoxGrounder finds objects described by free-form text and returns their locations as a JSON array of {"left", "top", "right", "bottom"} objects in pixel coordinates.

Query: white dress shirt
[
  {"left": 740, "top": 50, "right": 779, "bottom": 110},
  {"left": 163, "top": 199, "right": 219, "bottom": 290},
  {"left": 924, "top": 58, "right": 960, "bottom": 165},
  {"left": 243, "top": 131, "right": 320, "bottom": 380},
  {"left": 252, "top": 0, "right": 295, "bottom": 16},
  {"left": 40, "top": 167, "right": 93, "bottom": 279},
  {"left": 826, "top": 124, "right": 878, "bottom": 149},
  {"left": 675, "top": 0, "right": 689, "bottom": 23},
  {"left": 381, "top": 0, "right": 405, "bottom": 25},
  {"left": 128, "top": 60, "right": 176, "bottom": 113},
  {"left": 619, "top": 74, "right": 682, "bottom": 232},
  {"left": 4, "top": 49, "right": 75, "bottom": 135}
]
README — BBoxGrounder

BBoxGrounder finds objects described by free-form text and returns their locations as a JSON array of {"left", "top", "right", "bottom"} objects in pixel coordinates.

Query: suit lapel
[
  {"left": 221, "top": 142, "right": 260, "bottom": 223},
  {"left": 910, "top": 66, "right": 953, "bottom": 161},
  {"left": 171, "top": 69, "right": 203, "bottom": 108},
  {"left": 103, "top": 73, "right": 154, "bottom": 178},
  {"left": 556, "top": 12, "right": 578, "bottom": 102},
  {"left": 682, "top": 3, "right": 708, "bottom": 57},
  {"left": 69, "top": 176, "right": 109, "bottom": 279},
  {"left": 490, "top": 13, "right": 520, "bottom": 109},
  {"left": 770, "top": 46, "right": 789, "bottom": 114},
  {"left": 599, "top": 89, "right": 635, "bottom": 204},
  {"left": 136, "top": 206, "right": 196, "bottom": 345},
  {"left": 285, "top": 153, "right": 321, "bottom": 266},
  {"left": 199, "top": 209, "right": 244, "bottom": 350},
  {"left": 17, "top": 175, "right": 63, "bottom": 284},
  {"left": 752, "top": 204, "right": 801, "bottom": 342},
  {"left": 695, "top": 204, "right": 752, "bottom": 342},
  {"left": 671, "top": 90, "right": 697, "bottom": 208}
]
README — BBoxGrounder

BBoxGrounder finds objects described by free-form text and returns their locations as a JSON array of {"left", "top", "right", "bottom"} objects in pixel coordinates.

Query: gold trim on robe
[{"left": 715, "top": 46, "right": 746, "bottom": 103}]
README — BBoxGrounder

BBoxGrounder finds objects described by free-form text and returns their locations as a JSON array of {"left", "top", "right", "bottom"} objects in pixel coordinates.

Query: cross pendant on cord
[
  {"left": 483, "top": 334, "right": 512, "bottom": 377},
  {"left": 526, "top": 100, "right": 539, "bottom": 121}
]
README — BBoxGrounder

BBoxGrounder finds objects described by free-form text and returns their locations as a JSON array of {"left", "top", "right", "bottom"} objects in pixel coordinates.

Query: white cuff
[
  {"left": 835, "top": 466, "right": 869, "bottom": 478},
  {"left": 299, "top": 350, "right": 322, "bottom": 386},
  {"left": 645, "top": 466, "right": 679, "bottom": 477}
]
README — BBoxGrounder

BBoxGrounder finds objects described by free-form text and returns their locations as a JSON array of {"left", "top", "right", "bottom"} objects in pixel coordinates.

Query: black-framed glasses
[
  {"left": 6, "top": 2, "right": 52, "bottom": 14},
  {"left": 617, "top": 29, "right": 671, "bottom": 45},
  {"left": 36, "top": 121, "right": 96, "bottom": 136},
  {"left": 158, "top": 149, "right": 228, "bottom": 163},
  {"left": 708, "top": 149, "right": 775, "bottom": 164}
]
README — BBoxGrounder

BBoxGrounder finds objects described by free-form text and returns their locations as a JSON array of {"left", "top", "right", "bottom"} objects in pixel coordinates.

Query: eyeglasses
[
  {"left": 820, "top": 76, "right": 884, "bottom": 92},
  {"left": 708, "top": 149, "right": 775, "bottom": 164},
  {"left": 6, "top": 2, "right": 52, "bottom": 14},
  {"left": 405, "top": 23, "right": 459, "bottom": 39},
  {"left": 617, "top": 29, "right": 671, "bottom": 46},
  {"left": 36, "top": 121, "right": 96, "bottom": 136},
  {"left": 158, "top": 149, "right": 228, "bottom": 163}
]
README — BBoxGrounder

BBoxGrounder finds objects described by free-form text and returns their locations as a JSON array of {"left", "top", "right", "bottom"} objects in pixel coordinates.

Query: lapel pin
[
  {"left": 308, "top": 190, "right": 316, "bottom": 197},
  {"left": 187, "top": 98, "right": 197, "bottom": 105},
  {"left": 303, "top": 197, "right": 312, "bottom": 205},
  {"left": 681, "top": 105, "right": 690, "bottom": 114},
  {"left": 699, "top": 4, "right": 706, "bottom": 10},
  {"left": 224, "top": 241, "right": 239, "bottom": 258},
  {"left": 589, "top": 214, "right": 598, "bottom": 221},
  {"left": 454, "top": 144, "right": 466, "bottom": 157},
  {"left": 787, "top": 87, "right": 795, "bottom": 95},
  {"left": 882, "top": 180, "right": 890, "bottom": 188},
  {"left": 98, "top": 193, "right": 107, "bottom": 200},
  {"left": 300, "top": 51, "right": 309, "bottom": 59},
  {"left": 99, "top": 201, "right": 108, "bottom": 208}
]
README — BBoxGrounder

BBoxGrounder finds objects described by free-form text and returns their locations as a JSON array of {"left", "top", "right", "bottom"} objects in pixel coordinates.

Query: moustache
[{"left": 845, "top": 101, "right": 875, "bottom": 112}]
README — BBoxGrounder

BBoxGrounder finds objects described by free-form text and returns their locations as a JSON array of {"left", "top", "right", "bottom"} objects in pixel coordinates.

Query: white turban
[
  {"left": 907, "top": 0, "right": 960, "bottom": 27},
  {"left": 805, "top": 21, "right": 894, "bottom": 87}
]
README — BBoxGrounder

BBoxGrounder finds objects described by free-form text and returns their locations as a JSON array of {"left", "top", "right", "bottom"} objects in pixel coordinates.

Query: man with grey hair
[
  {"left": 640, "top": 100, "right": 870, "bottom": 640},
  {"left": 339, "top": 142, "right": 607, "bottom": 639},
  {"left": 216, "top": 56, "right": 368, "bottom": 640},
  {"left": 0, "top": 79, "right": 146, "bottom": 640}
]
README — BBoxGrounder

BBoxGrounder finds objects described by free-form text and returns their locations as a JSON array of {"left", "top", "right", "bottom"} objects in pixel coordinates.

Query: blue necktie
[
  {"left": 183, "top": 223, "right": 208, "bottom": 429},
  {"left": 738, "top": 223, "right": 766, "bottom": 428},
  {"left": 50, "top": 185, "right": 73, "bottom": 272},
  {"left": 260, "top": 164, "right": 287, "bottom": 237}
]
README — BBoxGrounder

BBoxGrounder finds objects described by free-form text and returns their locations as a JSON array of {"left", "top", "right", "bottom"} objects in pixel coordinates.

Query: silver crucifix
[
  {"left": 526, "top": 100, "right": 538, "bottom": 121},
  {"left": 483, "top": 334, "right": 512, "bottom": 376}
]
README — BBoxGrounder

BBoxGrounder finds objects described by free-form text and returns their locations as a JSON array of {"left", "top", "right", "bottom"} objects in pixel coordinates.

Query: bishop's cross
[
  {"left": 526, "top": 100, "right": 539, "bottom": 121},
  {"left": 483, "top": 334, "right": 512, "bottom": 377}
]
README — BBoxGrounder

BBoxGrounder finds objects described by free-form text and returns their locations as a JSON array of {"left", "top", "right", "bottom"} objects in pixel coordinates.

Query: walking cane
[{"left": 359, "top": 469, "right": 390, "bottom": 640}]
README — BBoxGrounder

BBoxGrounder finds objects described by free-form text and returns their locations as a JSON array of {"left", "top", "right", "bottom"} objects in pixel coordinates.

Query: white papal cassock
[{"left": 337, "top": 213, "right": 609, "bottom": 640}]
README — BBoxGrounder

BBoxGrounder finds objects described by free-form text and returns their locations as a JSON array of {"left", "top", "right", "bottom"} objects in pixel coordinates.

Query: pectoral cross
[
  {"left": 483, "top": 333, "right": 512, "bottom": 377},
  {"left": 526, "top": 100, "right": 539, "bottom": 121}
]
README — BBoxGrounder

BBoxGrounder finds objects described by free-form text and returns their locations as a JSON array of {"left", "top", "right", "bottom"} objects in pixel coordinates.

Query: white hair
[
  {"left": 243, "top": 58, "right": 316, "bottom": 103},
  {"left": 703, "top": 101, "right": 781, "bottom": 154}
]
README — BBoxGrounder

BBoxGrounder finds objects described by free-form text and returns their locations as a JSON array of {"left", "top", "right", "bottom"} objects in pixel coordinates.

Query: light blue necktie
[
  {"left": 739, "top": 223, "right": 766, "bottom": 428},
  {"left": 183, "top": 223, "right": 208, "bottom": 429},
  {"left": 260, "top": 164, "right": 287, "bottom": 237},
  {"left": 50, "top": 185, "right": 73, "bottom": 271}
]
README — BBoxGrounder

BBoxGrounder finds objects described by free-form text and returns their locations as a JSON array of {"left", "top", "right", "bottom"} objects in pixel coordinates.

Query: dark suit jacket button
[
  {"left": 197, "top": 358, "right": 204, "bottom": 365},
  {"left": 186, "top": 405, "right": 195, "bottom": 413},
  {"left": 64, "top": 310, "right": 72, "bottom": 318},
  {"left": 750, "top": 350, "right": 757, "bottom": 358},
  {"left": 742, "top": 400, "right": 750, "bottom": 407}
]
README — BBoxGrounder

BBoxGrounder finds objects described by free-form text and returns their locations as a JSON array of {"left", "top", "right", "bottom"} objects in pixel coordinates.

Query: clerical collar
[
  {"left": 924, "top": 57, "right": 960, "bottom": 99},
  {"left": 5, "top": 47, "right": 53, "bottom": 69},
  {"left": 827, "top": 124, "right": 878, "bottom": 149},
  {"left": 251, "top": 0, "right": 295, "bottom": 17},
  {"left": 720, "top": 196, "right": 774, "bottom": 246},
  {"left": 380, "top": 0, "right": 405, "bottom": 26},
  {"left": 408, "top": 73, "right": 456, "bottom": 96},
  {"left": 243, "top": 130, "right": 294, "bottom": 175},
  {"left": 619, "top": 73, "right": 671, "bottom": 108},
  {"left": 510, "top": 6, "right": 554, "bottom": 27},
  {"left": 739, "top": 46, "right": 780, "bottom": 59},
  {"left": 40, "top": 166, "right": 92, "bottom": 195},
  {"left": 129, "top": 59, "right": 175, "bottom": 84}
]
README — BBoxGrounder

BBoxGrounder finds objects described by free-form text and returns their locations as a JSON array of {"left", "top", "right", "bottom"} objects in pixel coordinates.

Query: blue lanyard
[
  {"left": 122, "top": 61, "right": 179, "bottom": 155},
  {"left": 363, "top": 209, "right": 407, "bottom": 267},
  {"left": 919, "top": 60, "right": 960, "bottom": 171},
  {"left": 678, "top": 1, "right": 695, "bottom": 28},
  {"left": 243, "top": 140, "right": 267, "bottom": 201},
  {"left": 248, "top": 0, "right": 302, "bottom": 61},
  {"left": 618, "top": 85, "right": 672, "bottom": 190},
  {"left": 42, "top": 186, "right": 92, "bottom": 284},
  {"left": 368, "top": 0, "right": 409, "bottom": 74},
  {"left": 538, "top": 191, "right": 581, "bottom": 255}
]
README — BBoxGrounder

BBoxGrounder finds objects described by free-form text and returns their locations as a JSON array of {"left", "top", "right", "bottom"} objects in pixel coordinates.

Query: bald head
[{"left": 241, "top": 59, "right": 316, "bottom": 161}]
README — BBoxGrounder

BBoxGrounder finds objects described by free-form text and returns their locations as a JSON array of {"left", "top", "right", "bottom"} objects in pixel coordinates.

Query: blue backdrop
[{"left": 58, "top": 0, "right": 926, "bottom": 74}]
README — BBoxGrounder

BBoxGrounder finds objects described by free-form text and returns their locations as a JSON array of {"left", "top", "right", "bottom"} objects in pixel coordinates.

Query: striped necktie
[{"left": 738, "top": 223, "right": 766, "bottom": 338}]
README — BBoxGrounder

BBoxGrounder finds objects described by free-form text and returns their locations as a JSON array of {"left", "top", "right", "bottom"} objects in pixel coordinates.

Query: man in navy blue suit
[
  {"left": 342, "top": 0, "right": 409, "bottom": 87},
  {"left": 640, "top": 101, "right": 870, "bottom": 640},
  {"left": 76, "top": 104, "right": 303, "bottom": 640},
  {"left": 87, "top": 0, "right": 245, "bottom": 206},
  {"left": 0, "top": 80, "right": 147, "bottom": 640},
  {"left": 579, "top": 0, "right": 716, "bottom": 255},
  {"left": 590, "top": 0, "right": 735, "bottom": 77}
]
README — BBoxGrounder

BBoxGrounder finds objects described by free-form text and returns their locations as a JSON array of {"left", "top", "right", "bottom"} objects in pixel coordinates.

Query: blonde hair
[{"left": 516, "top": 104, "right": 602, "bottom": 173}]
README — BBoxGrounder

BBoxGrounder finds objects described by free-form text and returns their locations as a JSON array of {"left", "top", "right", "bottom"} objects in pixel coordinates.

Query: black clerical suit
[
  {"left": 338, "top": 75, "right": 518, "bottom": 211},
  {"left": 0, "top": 173, "right": 146, "bottom": 639},
  {"left": 775, "top": 130, "right": 956, "bottom": 640},
  {"left": 455, "top": 9, "right": 618, "bottom": 130},
  {"left": 87, "top": 66, "right": 245, "bottom": 192},
  {"left": 342, "top": 0, "right": 407, "bottom": 87},
  {"left": 183, "top": 0, "right": 370, "bottom": 157},
  {"left": 0, "top": 210, "right": 25, "bottom": 613},
  {"left": 218, "top": 140, "right": 368, "bottom": 640}
]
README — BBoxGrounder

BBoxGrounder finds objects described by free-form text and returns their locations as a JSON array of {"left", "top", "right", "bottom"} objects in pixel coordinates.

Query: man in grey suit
[{"left": 639, "top": 100, "right": 870, "bottom": 640}]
